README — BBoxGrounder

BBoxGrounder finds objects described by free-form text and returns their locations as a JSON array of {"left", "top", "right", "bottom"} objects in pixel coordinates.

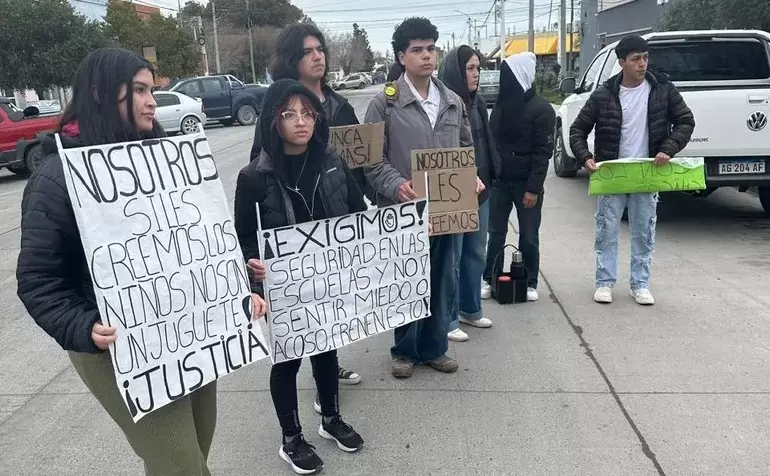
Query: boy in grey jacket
[{"left": 364, "top": 17, "right": 479, "bottom": 378}]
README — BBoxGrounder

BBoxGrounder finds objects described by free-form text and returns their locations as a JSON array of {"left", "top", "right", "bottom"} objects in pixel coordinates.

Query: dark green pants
[{"left": 69, "top": 351, "right": 217, "bottom": 476}]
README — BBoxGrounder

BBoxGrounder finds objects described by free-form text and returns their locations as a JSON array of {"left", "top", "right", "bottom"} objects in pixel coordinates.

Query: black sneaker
[
  {"left": 318, "top": 415, "right": 364, "bottom": 452},
  {"left": 278, "top": 434, "right": 324, "bottom": 475},
  {"left": 337, "top": 365, "right": 361, "bottom": 385}
]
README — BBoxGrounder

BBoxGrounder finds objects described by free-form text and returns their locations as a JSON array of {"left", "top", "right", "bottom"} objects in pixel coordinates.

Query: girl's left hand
[{"left": 251, "top": 293, "right": 267, "bottom": 319}]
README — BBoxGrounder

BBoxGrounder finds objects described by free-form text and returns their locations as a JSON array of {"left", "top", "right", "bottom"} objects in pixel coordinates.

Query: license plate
[{"left": 719, "top": 159, "right": 765, "bottom": 174}]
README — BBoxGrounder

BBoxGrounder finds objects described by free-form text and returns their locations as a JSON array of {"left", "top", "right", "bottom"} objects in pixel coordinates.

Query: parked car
[
  {"left": 478, "top": 69, "right": 500, "bottom": 106},
  {"left": 0, "top": 99, "right": 59, "bottom": 175},
  {"left": 334, "top": 74, "right": 368, "bottom": 90},
  {"left": 165, "top": 75, "right": 266, "bottom": 127},
  {"left": 153, "top": 91, "right": 207, "bottom": 135},
  {"left": 554, "top": 29, "right": 770, "bottom": 212}
]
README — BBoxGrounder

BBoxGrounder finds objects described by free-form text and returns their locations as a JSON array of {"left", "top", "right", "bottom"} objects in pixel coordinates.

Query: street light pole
[
  {"left": 499, "top": 0, "right": 507, "bottom": 62},
  {"left": 246, "top": 0, "right": 257, "bottom": 83}
]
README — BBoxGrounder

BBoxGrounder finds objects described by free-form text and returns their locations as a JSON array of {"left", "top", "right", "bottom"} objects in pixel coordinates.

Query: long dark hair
[
  {"left": 270, "top": 23, "right": 330, "bottom": 82},
  {"left": 58, "top": 47, "right": 163, "bottom": 145}
]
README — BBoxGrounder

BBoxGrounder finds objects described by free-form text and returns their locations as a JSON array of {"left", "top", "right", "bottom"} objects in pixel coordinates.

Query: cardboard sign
[
  {"left": 411, "top": 147, "right": 479, "bottom": 235},
  {"left": 260, "top": 200, "right": 431, "bottom": 363},
  {"left": 328, "top": 122, "right": 385, "bottom": 169},
  {"left": 589, "top": 157, "right": 706, "bottom": 195},
  {"left": 56, "top": 131, "right": 270, "bottom": 422}
]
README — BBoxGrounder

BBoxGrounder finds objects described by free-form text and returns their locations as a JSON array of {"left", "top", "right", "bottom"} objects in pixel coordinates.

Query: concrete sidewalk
[{"left": 0, "top": 219, "right": 656, "bottom": 476}]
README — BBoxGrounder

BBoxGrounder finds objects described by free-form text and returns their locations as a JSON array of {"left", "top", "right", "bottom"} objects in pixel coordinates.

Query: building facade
[
  {"left": 68, "top": 0, "right": 108, "bottom": 21},
  {"left": 579, "top": 0, "right": 680, "bottom": 74}
]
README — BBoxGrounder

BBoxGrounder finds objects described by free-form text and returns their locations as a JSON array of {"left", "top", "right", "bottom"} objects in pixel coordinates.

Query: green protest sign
[{"left": 588, "top": 157, "right": 706, "bottom": 196}]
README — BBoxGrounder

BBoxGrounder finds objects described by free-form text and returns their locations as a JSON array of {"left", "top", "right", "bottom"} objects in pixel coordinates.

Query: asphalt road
[{"left": 1, "top": 86, "right": 770, "bottom": 475}]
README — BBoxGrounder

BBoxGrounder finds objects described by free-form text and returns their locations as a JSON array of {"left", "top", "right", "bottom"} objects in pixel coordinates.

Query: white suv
[{"left": 554, "top": 29, "right": 770, "bottom": 212}]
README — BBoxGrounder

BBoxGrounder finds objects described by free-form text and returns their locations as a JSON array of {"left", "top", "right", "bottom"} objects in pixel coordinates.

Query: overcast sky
[{"left": 145, "top": 0, "right": 570, "bottom": 55}]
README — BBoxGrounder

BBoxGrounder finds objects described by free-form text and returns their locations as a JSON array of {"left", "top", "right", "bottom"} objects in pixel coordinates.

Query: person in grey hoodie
[{"left": 438, "top": 46, "right": 501, "bottom": 342}]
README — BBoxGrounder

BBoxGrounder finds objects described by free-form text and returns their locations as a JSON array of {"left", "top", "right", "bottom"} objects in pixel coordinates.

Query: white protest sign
[
  {"left": 57, "top": 130, "right": 270, "bottom": 422},
  {"left": 260, "top": 199, "right": 431, "bottom": 363}
]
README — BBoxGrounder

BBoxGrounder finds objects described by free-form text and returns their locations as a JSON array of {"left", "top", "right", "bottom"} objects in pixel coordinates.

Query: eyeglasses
[{"left": 280, "top": 110, "right": 318, "bottom": 123}]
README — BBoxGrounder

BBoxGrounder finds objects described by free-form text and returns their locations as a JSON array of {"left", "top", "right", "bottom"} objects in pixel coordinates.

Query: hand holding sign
[
  {"left": 476, "top": 177, "right": 486, "bottom": 195},
  {"left": 251, "top": 293, "right": 267, "bottom": 319},
  {"left": 398, "top": 180, "right": 418, "bottom": 202},
  {"left": 247, "top": 258, "right": 266, "bottom": 281},
  {"left": 584, "top": 158, "right": 599, "bottom": 173},
  {"left": 92, "top": 322, "right": 117, "bottom": 350},
  {"left": 654, "top": 152, "right": 671, "bottom": 166}
]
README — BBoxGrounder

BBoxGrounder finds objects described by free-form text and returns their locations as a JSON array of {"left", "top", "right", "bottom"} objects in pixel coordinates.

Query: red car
[{"left": 0, "top": 98, "right": 60, "bottom": 175}]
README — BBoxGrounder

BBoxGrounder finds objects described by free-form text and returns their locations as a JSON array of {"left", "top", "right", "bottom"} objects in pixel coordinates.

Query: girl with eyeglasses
[{"left": 234, "top": 79, "right": 366, "bottom": 474}]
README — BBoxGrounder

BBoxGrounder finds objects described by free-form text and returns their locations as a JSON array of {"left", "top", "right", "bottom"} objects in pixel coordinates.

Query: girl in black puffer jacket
[
  {"left": 16, "top": 48, "right": 240, "bottom": 475},
  {"left": 233, "top": 79, "right": 366, "bottom": 475}
]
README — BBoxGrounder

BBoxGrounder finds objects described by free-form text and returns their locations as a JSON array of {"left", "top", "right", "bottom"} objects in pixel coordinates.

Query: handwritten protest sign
[
  {"left": 411, "top": 147, "right": 479, "bottom": 235},
  {"left": 260, "top": 200, "right": 431, "bottom": 363},
  {"left": 57, "top": 131, "right": 270, "bottom": 422},
  {"left": 328, "top": 122, "right": 385, "bottom": 169},
  {"left": 589, "top": 157, "right": 706, "bottom": 196}
]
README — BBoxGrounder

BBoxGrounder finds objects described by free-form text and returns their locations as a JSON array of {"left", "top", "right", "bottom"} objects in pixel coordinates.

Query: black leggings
[{"left": 270, "top": 350, "right": 339, "bottom": 438}]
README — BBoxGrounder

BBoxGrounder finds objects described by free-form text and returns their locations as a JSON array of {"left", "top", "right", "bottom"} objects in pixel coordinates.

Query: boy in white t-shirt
[{"left": 569, "top": 35, "right": 695, "bottom": 305}]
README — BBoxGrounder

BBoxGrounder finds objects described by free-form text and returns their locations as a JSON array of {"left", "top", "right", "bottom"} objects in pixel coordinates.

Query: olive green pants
[{"left": 68, "top": 351, "right": 217, "bottom": 476}]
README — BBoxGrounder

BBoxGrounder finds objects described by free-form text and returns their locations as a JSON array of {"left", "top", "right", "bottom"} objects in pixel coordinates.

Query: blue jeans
[
  {"left": 448, "top": 200, "right": 490, "bottom": 331},
  {"left": 595, "top": 193, "right": 658, "bottom": 290},
  {"left": 391, "top": 234, "right": 457, "bottom": 364}
]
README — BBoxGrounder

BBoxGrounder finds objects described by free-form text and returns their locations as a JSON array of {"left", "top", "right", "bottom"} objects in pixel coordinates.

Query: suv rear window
[{"left": 649, "top": 40, "right": 770, "bottom": 81}]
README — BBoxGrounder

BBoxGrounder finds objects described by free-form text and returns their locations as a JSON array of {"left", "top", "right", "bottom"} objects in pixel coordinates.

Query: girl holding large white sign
[
  {"left": 234, "top": 79, "right": 367, "bottom": 475},
  {"left": 16, "top": 48, "right": 268, "bottom": 476}
]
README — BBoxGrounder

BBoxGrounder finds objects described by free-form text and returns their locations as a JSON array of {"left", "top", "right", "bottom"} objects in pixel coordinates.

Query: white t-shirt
[
  {"left": 618, "top": 80, "right": 651, "bottom": 159},
  {"left": 404, "top": 74, "right": 441, "bottom": 129}
]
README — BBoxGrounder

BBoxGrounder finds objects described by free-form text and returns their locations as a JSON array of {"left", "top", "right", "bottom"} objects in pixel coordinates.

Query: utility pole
[
  {"left": 211, "top": 0, "right": 221, "bottom": 74},
  {"left": 528, "top": 0, "right": 535, "bottom": 52},
  {"left": 177, "top": 0, "right": 182, "bottom": 26},
  {"left": 197, "top": 15, "right": 209, "bottom": 76},
  {"left": 499, "top": 0, "right": 506, "bottom": 62},
  {"left": 467, "top": 17, "right": 473, "bottom": 44},
  {"left": 452, "top": 32, "right": 456, "bottom": 47},
  {"left": 245, "top": 0, "right": 257, "bottom": 82},
  {"left": 558, "top": 0, "right": 567, "bottom": 74},
  {"left": 567, "top": 0, "right": 575, "bottom": 75}
]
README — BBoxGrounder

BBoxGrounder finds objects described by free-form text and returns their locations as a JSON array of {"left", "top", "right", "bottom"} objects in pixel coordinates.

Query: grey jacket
[{"left": 364, "top": 75, "right": 474, "bottom": 206}]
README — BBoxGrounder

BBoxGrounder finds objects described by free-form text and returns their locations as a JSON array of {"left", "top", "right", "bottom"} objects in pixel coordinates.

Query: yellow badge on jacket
[{"left": 384, "top": 82, "right": 398, "bottom": 100}]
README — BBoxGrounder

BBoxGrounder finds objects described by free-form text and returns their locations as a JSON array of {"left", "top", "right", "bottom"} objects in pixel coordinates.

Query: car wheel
[
  {"left": 758, "top": 187, "right": 770, "bottom": 214},
  {"left": 236, "top": 105, "right": 257, "bottom": 126},
  {"left": 24, "top": 144, "right": 44, "bottom": 173},
  {"left": 553, "top": 125, "right": 578, "bottom": 178},
  {"left": 359, "top": 82, "right": 365, "bottom": 89},
  {"left": 180, "top": 115, "right": 201, "bottom": 134}
]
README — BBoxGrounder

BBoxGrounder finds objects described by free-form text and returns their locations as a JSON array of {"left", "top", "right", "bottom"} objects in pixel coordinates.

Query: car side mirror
[
  {"left": 558, "top": 77, "right": 577, "bottom": 94},
  {"left": 23, "top": 106, "right": 40, "bottom": 117}
]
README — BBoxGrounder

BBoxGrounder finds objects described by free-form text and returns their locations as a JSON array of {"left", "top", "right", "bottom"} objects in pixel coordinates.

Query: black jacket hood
[
  {"left": 258, "top": 79, "right": 330, "bottom": 180},
  {"left": 438, "top": 46, "right": 473, "bottom": 105}
]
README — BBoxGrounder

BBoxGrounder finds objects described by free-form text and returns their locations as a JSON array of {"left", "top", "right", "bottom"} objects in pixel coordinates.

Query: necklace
[{"left": 291, "top": 150, "right": 309, "bottom": 192}]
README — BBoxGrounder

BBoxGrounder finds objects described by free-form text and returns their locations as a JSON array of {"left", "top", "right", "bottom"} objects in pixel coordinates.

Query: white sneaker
[
  {"left": 527, "top": 287, "right": 539, "bottom": 301},
  {"left": 459, "top": 316, "right": 493, "bottom": 328},
  {"left": 593, "top": 286, "right": 613, "bottom": 303},
  {"left": 630, "top": 288, "right": 655, "bottom": 305},
  {"left": 447, "top": 328, "right": 469, "bottom": 342},
  {"left": 481, "top": 281, "right": 492, "bottom": 300}
]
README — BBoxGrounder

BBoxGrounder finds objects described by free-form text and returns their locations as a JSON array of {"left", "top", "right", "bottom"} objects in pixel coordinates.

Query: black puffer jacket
[
  {"left": 569, "top": 71, "right": 695, "bottom": 164},
  {"left": 17, "top": 134, "right": 103, "bottom": 354},
  {"left": 234, "top": 79, "right": 367, "bottom": 297},
  {"left": 490, "top": 58, "right": 556, "bottom": 193}
]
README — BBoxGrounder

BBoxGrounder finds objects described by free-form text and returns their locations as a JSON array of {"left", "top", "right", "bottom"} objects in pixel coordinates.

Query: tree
[
  {"left": 660, "top": 0, "right": 770, "bottom": 31},
  {"left": 351, "top": 23, "right": 375, "bottom": 71},
  {"left": 104, "top": 0, "right": 198, "bottom": 79},
  {"left": 0, "top": 0, "right": 106, "bottom": 91},
  {"left": 184, "top": 0, "right": 303, "bottom": 29}
]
